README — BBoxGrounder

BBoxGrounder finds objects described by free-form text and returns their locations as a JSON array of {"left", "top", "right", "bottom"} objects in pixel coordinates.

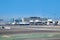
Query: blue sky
[{"left": 0, "top": 0, "right": 60, "bottom": 19}]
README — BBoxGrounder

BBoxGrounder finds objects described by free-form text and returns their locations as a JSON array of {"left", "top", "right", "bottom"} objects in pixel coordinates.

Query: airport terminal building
[{"left": 8, "top": 17, "right": 59, "bottom": 25}]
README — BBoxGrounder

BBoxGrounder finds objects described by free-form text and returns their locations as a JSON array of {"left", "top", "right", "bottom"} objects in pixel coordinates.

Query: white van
[{"left": 1, "top": 26, "right": 11, "bottom": 29}]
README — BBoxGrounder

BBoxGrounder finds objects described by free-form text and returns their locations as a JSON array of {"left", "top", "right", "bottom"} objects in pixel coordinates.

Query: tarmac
[
  {"left": 0, "top": 25, "right": 60, "bottom": 40},
  {"left": 0, "top": 25, "right": 60, "bottom": 34}
]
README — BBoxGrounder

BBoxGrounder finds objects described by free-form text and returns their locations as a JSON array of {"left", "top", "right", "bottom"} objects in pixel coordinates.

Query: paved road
[
  {"left": 0, "top": 25, "right": 60, "bottom": 34},
  {"left": 0, "top": 29, "right": 60, "bottom": 34}
]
